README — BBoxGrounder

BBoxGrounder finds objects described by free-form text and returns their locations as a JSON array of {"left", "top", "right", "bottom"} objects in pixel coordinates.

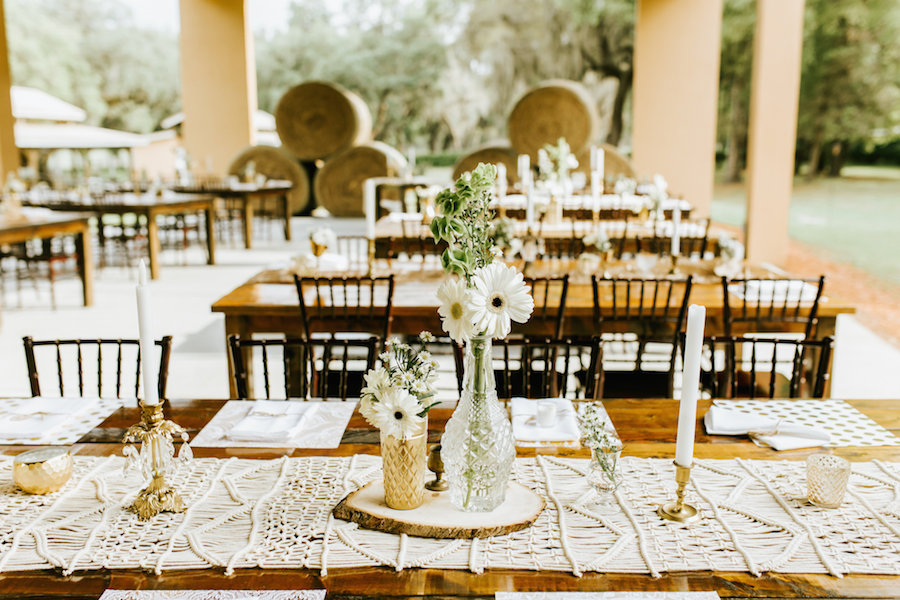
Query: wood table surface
[
  {"left": 0, "top": 210, "right": 94, "bottom": 307},
  {"left": 0, "top": 397, "right": 897, "bottom": 598},
  {"left": 23, "top": 193, "right": 217, "bottom": 280},
  {"left": 174, "top": 183, "right": 293, "bottom": 249}
]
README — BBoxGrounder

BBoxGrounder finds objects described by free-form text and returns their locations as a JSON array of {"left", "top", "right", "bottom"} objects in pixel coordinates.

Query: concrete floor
[{"left": 1, "top": 215, "right": 899, "bottom": 400}]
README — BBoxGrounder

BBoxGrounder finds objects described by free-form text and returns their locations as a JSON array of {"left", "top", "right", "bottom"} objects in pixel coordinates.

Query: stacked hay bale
[{"left": 454, "top": 79, "right": 636, "bottom": 183}]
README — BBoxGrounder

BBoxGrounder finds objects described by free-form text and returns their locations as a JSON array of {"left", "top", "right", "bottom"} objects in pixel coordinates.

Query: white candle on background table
[
  {"left": 364, "top": 178, "right": 376, "bottom": 239},
  {"left": 671, "top": 205, "right": 681, "bottom": 257},
  {"left": 496, "top": 163, "right": 507, "bottom": 199},
  {"left": 136, "top": 260, "right": 160, "bottom": 406},
  {"left": 525, "top": 180, "right": 535, "bottom": 231},
  {"left": 675, "top": 304, "right": 706, "bottom": 467},
  {"left": 517, "top": 154, "right": 530, "bottom": 184},
  {"left": 407, "top": 147, "right": 416, "bottom": 175},
  {"left": 590, "top": 146, "right": 605, "bottom": 185}
]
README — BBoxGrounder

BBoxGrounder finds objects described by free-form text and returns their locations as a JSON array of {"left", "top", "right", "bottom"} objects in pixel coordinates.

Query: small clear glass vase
[
  {"left": 586, "top": 435, "right": 623, "bottom": 508},
  {"left": 441, "top": 335, "right": 515, "bottom": 512}
]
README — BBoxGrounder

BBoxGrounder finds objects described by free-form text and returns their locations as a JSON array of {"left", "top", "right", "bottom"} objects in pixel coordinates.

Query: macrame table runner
[{"left": 1, "top": 455, "right": 899, "bottom": 578}]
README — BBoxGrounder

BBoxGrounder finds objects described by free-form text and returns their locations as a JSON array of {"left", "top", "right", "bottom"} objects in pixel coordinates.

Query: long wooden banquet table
[
  {"left": 0, "top": 209, "right": 94, "bottom": 307},
  {"left": 0, "top": 397, "right": 898, "bottom": 598},
  {"left": 23, "top": 193, "right": 217, "bottom": 280},
  {"left": 212, "top": 259, "right": 854, "bottom": 396}
]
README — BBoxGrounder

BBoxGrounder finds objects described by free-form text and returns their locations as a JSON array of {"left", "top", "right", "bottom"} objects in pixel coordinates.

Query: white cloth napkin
[
  {"left": 227, "top": 401, "right": 316, "bottom": 443},
  {"left": 294, "top": 252, "right": 349, "bottom": 272},
  {"left": 704, "top": 403, "right": 830, "bottom": 451},
  {"left": 729, "top": 280, "right": 819, "bottom": 303},
  {"left": 511, "top": 397, "right": 580, "bottom": 444},
  {"left": 0, "top": 397, "right": 100, "bottom": 439}
]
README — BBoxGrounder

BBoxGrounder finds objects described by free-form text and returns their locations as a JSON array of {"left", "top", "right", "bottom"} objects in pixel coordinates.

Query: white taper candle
[
  {"left": 364, "top": 178, "right": 376, "bottom": 240},
  {"left": 517, "top": 154, "right": 530, "bottom": 184},
  {"left": 675, "top": 304, "right": 706, "bottom": 467},
  {"left": 136, "top": 260, "right": 160, "bottom": 406},
  {"left": 671, "top": 205, "right": 681, "bottom": 257}
]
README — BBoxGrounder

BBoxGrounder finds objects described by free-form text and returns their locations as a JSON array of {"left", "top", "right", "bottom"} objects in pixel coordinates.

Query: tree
[{"left": 717, "top": 0, "right": 754, "bottom": 183}]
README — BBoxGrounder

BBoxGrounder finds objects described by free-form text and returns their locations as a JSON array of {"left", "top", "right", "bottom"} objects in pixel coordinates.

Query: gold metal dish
[{"left": 13, "top": 447, "right": 73, "bottom": 494}]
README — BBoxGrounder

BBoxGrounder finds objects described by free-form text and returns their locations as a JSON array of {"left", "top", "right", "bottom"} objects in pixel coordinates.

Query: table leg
[
  {"left": 282, "top": 193, "right": 292, "bottom": 241},
  {"left": 242, "top": 198, "right": 254, "bottom": 250},
  {"left": 75, "top": 226, "right": 94, "bottom": 306},
  {"left": 146, "top": 211, "right": 162, "bottom": 280},
  {"left": 205, "top": 205, "right": 217, "bottom": 265}
]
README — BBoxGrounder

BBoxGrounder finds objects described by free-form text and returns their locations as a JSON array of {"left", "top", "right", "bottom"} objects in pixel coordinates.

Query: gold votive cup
[{"left": 13, "top": 447, "right": 73, "bottom": 494}]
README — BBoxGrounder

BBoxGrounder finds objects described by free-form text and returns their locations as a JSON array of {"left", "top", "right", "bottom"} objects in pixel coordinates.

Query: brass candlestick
[
  {"left": 425, "top": 444, "right": 449, "bottom": 491},
  {"left": 657, "top": 461, "right": 700, "bottom": 523},
  {"left": 667, "top": 254, "right": 680, "bottom": 276},
  {"left": 123, "top": 403, "right": 190, "bottom": 520},
  {"left": 367, "top": 238, "right": 376, "bottom": 277}
]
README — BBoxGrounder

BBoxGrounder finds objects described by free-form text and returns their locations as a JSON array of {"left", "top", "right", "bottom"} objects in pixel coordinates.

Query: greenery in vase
[
  {"left": 577, "top": 403, "right": 623, "bottom": 484},
  {"left": 359, "top": 332, "right": 440, "bottom": 440}
]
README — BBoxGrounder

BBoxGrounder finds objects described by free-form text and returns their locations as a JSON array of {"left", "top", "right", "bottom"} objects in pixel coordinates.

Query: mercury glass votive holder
[{"left": 807, "top": 453, "right": 851, "bottom": 509}]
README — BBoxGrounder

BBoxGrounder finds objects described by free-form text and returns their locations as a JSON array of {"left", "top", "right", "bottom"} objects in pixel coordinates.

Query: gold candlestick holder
[
  {"left": 123, "top": 403, "right": 190, "bottom": 520},
  {"left": 667, "top": 254, "right": 681, "bottom": 276},
  {"left": 367, "top": 238, "right": 376, "bottom": 277},
  {"left": 657, "top": 461, "right": 700, "bottom": 523}
]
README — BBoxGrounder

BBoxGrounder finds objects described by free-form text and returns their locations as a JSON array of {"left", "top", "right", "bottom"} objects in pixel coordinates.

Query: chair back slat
[
  {"left": 722, "top": 276, "right": 824, "bottom": 338},
  {"left": 228, "top": 335, "right": 378, "bottom": 400},
  {"left": 22, "top": 337, "right": 173, "bottom": 400},
  {"left": 700, "top": 335, "right": 833, "bottom": 399},
  {"left": 295, "top": 275, "right": 394, "bottom": 342}
]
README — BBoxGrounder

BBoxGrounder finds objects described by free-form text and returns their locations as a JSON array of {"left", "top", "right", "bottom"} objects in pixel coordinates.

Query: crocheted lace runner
[{"left": 1, "top": 455, "right": 899, "bottom": 578}]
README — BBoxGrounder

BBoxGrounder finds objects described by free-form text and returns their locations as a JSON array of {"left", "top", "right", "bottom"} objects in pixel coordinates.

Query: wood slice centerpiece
[
  {"left": 275, "top": 81, "right": 373, "bottom": 161},
  {"left": 314, "top": 142, "right": 406, "bottom": 217},
  {"left": 333, "top": 479, "right": 545, "bottom": 539},
  {"left": 508, "top": 80, "right": 599, "bottom": 161},
  {"left": 228, "top": 145, "right": 311, "bottom": 215},
  {"left": 452, "top": 142, "right": 519, "bottom": 184}
]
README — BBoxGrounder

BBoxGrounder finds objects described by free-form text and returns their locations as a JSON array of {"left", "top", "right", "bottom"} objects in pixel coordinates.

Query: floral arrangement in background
[
  {"left": 646, "top": 174, "right": 669, "bottom": 214},
  {"left": 309, "top": 226, "right": 337, "bottom": 256},
  {"left": 359, "top": 332, "right": 440, "bottom": 440},
  {"left": 430, "top": 163, "right": 534, "bottom": 343},
  {"left": 716, "top": 233, "right": 744, "bottom": 262},
  {"left": 582, "top": 226, "right": 612, "bottom": 254},
  {"left": 538, "top": 138, "right": 579, "bottom": 186},
  {"left": 613, "top": 174, "right": 637, "bottom": 197}
]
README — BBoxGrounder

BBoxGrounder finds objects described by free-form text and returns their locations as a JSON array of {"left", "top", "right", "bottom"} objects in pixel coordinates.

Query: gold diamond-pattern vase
[{"left": 381, "top": 419, "right": 428, "bottom": 510}]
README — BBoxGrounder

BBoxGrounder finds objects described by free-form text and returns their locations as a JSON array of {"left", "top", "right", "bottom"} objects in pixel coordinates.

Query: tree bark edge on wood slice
[{"left": 332, "top": 479, "right": 545, "bottom": 539}]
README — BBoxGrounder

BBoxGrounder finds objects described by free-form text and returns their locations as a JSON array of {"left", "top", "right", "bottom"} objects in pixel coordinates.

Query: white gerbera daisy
[
  {"left": 359, "top": 395, "right": 378, "bottom": 425},
  {"left": 361, "top": 367, "right": 391, "bottom": 400},
  {"left": 437, "top": 277, "right": 477, "bottom": 343},
  {"left": 371, "top": 387, "right": 425, "bottom": 439},
  {"left": 470, "top": 263, "right": 534, "bottom": 338}
]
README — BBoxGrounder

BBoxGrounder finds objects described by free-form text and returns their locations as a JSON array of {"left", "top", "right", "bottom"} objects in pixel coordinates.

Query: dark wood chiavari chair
[
  {"left": 453, "top": 336, "right": 603, "bottom": 400},
  {"left": 699, "top": 335, "right": 833, "bottom": 399},
  {"left": 636, "top": 219, "right": 710, "bottom": 258},
  {"left": 22, "top": 336, "right": 173, "bottom": 399},
  {"left": 294, "top": 274, "right": 395, "bottom": 342},
  {"left": 515, "top": 276, "right": 569, "bottom": 338},
  {"left": 591, "top": 275, "right": 693, "bottom": 398},
  {"left": 721, "top": 275, "right": 825, "bottom": 339},
  {"left": 392, "top": 219, "right": 443, "bottom": 264},
  {"left": 228, "top": 335, "right": 378, "bottom": 400},
  {"left": 334, "top": 235, "right": 370, "bottom": 269}
]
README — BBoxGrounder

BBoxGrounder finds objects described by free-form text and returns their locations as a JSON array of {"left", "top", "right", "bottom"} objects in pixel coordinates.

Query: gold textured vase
[
  {"left": 14, "top": 447, "right": 73, "bottom": 494},
  {"left": 381, "top": 418, "right": 428, "bottom": 510}
]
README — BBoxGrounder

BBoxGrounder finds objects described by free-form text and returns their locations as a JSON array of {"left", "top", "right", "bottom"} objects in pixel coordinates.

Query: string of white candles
[
  {"left": 675, "top": 304, "right": 706, "bottom": 466},
  {"left": 135, "top": 260, "right": 160, "bottom": 407}
]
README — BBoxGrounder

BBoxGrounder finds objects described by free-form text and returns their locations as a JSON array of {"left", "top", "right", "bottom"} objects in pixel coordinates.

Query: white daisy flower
[
  {"left": 361, "top": 367, "right": 391, "bottom": 400},
  {"left": 437, "top": 277, "right": 477, "bottom": 343},
  {"left": 370, "top": 387, "right": 425, "bottom": 439},
  {"left": 470, "top": 263, "right": 534, "bottom": 339}
]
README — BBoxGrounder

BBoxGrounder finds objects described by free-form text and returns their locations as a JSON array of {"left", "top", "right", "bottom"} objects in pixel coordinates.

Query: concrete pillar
[
  {"left": 632, "top": 0, "right": 723, "bottom": 217},
  {"left": 744, "top": 0, "right": 806, "bottom": 265},
  {"left": 178, "top": 0, "right": 256, "bottom": 176},
  {"left": 0, "top": 0, "right": 19, "bottom": 184}
]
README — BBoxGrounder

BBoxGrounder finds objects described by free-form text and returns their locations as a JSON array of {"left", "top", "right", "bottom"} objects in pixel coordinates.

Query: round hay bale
[
  {"left": 574, "top": 143, "right": 637, "bottom": 182},
  {"left": 229, "top": 145, "right": 310, "bottom": 214},
  {"left": 508, "top": 80, "right": 599, "bottom": 160},
  {"left": 275, "top": 81, "right": 373, "bottom": 161},
  {"left": 314, "top": 142, "right": 407, "bottom": 217},
  {"left": 452, "top": 142, "right": 519, "bottom": 184}
]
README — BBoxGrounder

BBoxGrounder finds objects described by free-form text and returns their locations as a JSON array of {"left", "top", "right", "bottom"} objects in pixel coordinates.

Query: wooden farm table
[
  {"left": 373, "top": 215, "right": 719, "bottom": 259},
  {"left": 173, "top": 182, "right": 293, "bottom": 249},
  {"left": 212, "top": 260, "right": 854, "bottom": 395},
  {"left": 25, "top": 193, "right": 217, "bottom": 280},
  {"left": 0, "top": 397, "right": 897, "bottom": 599},
  {"left": 0, "top": 209, "right": 93, "bottom": 307}
]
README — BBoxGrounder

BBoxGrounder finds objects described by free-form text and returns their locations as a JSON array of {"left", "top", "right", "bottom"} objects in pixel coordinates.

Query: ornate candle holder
[
  {"left": 657, "top": 461, "right": 700, "bottom": 523},
  {"left": 425, "top": 444, "right": 449, "bottom": 492},
  {"left": 667, "top": 254, "right": 681, "bottom": 276},
  {"left": 123, "top": 403, "right": 191, "bottom": 520}
]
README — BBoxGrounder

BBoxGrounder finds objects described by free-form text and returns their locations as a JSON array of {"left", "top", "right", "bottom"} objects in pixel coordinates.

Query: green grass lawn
[{"left": 711, "top": 171, "right": 900, "bottom": 287}]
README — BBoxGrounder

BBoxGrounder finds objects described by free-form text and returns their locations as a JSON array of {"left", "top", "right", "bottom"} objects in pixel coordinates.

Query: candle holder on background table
[
  {"left": 123, "top": 402, "right": 192, "bottom": 520},
  {"left": 668, "top": 254, "right": 681, "bottom": 276},
  {"left": 657, "top": 460, "right": 700, "bottom": 523}
]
